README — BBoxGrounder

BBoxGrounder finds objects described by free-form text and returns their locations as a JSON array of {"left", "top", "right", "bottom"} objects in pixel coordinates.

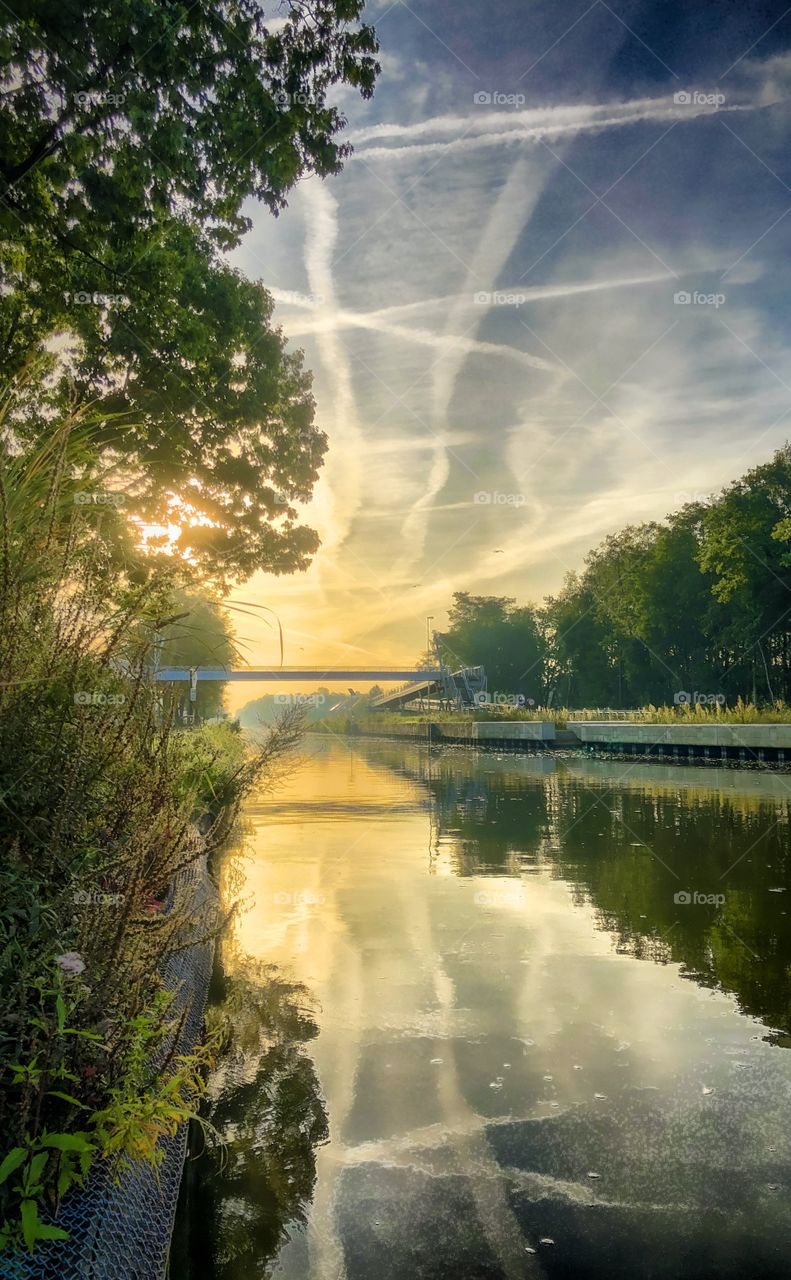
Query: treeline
[{"left": 438, "top": 445, "right": 791, "bottom": 708}]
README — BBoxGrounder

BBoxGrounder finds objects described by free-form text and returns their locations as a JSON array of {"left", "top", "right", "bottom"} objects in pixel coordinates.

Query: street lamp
[{"left": 426, "top": 615, "right": 434, "bottom": 664}]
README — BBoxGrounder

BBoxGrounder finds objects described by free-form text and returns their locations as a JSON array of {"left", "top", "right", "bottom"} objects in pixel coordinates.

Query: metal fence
[{"left": 1, "top": 858, "right": 217, "bottom": 1280}]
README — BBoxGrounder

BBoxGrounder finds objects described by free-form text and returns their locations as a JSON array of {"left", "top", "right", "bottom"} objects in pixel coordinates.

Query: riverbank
[
  {"left": 172, "top": 734, "right": 791, "bottom": 1280},
  {"left": 312, "top": 720, "right": 791, "bottom": 767}
]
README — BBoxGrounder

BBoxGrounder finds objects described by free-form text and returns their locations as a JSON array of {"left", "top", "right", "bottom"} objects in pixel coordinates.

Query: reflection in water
[
  {"left": 173, "top": 957, "right": 327, "bottom": 1279},
  {"left": 177, "top": 736, "right": 791, "bottom": 1279},
  {"left": 384, "top": 743, "right": 791, "bottom": 1041}
]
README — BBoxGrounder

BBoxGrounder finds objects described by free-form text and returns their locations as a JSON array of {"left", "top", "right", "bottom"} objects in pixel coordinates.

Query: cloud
[{"left": 353, "top": 93, "right": 760, "bottom": 162}]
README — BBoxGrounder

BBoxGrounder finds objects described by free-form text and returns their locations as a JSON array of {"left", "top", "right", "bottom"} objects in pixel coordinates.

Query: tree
[
  {"left": 437, "top": 592, "right": 547, "bottom": 699},
  {"left": 157, "top": 590, "right": 236, "bottom": 718},
  {"left": 699, "top": 446, "right": 791, "bottom": 701},
  {"left": 0, "top": 0, "right": 380, "bottom": 582}
]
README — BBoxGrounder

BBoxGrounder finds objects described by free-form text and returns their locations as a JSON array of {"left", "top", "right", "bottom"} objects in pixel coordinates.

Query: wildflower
[{"left": 56, "top": 951, "right": 85, "bottom": 976}]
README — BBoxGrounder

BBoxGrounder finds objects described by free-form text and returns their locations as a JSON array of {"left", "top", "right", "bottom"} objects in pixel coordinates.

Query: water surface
[{"left": 175, "top": 735, "right": 791, "bottom": 1279}]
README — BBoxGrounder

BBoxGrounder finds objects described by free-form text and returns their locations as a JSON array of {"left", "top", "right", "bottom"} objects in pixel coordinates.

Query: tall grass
[{"left": 0, "top": 410, "right": 302, "bottom": 1250}]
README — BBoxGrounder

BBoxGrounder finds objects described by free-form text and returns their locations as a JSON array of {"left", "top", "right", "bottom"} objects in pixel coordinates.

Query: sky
[{"left": 225, "top": 0, "right": 791, "bottom": 703}]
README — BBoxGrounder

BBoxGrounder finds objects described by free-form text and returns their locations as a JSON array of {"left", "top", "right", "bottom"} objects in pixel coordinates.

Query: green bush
[{"left": 0, "top": 419, "right": 303, "bottom": 1251}]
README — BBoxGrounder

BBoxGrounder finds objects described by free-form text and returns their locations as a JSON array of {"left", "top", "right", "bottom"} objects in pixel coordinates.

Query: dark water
[{"left": 174, "top": 735, "right": 791, "bottom": 1279}]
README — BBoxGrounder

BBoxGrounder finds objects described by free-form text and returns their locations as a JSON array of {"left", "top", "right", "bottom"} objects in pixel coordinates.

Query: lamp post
[{"left": 425, "top": 615, "right": 434, "bottom": 713}]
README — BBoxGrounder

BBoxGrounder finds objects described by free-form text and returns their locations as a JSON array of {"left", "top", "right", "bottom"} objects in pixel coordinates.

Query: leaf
[
  {"left": 21, "top": 1199, "right": 38, "bottom": 1251},
  {"left": 28, "top": 1153, "right": 49, "bottom": 1187},
  {"left": 0, "top": 1148, "right": 26, "bottom": 1186},
  {"left": 40, "top": 1132, "right": 93, "bottom": 1153},
  {"left": 46, "top": 1091, "right": 87, "bottom": 1109},
  {"left": 56, "top": 994, "right": 66, "bottom": 1033},
  {"left": 32, "top": 1224, "right": 69, "bottom": 1242}
]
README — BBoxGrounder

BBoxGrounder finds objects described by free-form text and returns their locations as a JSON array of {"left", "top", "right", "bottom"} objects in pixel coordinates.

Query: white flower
[{"left": 56, "top": 951, "right": 85, "bottom": 976}]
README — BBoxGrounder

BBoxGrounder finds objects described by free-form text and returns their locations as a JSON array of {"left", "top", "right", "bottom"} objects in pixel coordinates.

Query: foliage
[
  {"left": 436, "top": 592, "right": 546, "bottom": 697},
  {"left": 0, "top": 423, "right": 304, "bottom": 1250},
  {"left": 157, "top": 592, "right": 237, "bottom": 719},
  {"left": 0, "top": 2, "right": 380, "bottom": 582},
  {"left": 432, "top": 445, "right": 791, "bottom": 710}
]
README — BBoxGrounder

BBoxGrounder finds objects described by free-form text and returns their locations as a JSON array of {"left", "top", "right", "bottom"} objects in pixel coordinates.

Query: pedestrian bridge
[
  {"left": 154, "top": 665, "right": 442, "bottom": 682},
  {"left": 154, "top": 662, "right": 487, "bottom": 707}
]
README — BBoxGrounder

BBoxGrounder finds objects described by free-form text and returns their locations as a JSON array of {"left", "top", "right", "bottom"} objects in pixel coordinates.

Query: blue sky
[{"left": 227, "top": 0, "right": 791, "bottom": 679}]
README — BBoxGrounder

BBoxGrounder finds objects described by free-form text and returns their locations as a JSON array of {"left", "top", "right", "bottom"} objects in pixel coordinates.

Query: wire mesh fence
[{"left": 1, "top": 857, "right": 217, "bottom": 1280}]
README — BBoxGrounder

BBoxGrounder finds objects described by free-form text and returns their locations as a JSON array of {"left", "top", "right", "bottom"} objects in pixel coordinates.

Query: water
[{"left": 174, "top": 734, "right": 791, "bottom": 1279}]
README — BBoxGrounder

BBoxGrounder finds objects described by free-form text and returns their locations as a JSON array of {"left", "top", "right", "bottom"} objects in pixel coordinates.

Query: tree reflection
[
  {"left": 404, "top": 747, "right": 791, "bottom": 1041},
  {"left": 173, "top": 956, "right": 328, "bottom": 1280}
]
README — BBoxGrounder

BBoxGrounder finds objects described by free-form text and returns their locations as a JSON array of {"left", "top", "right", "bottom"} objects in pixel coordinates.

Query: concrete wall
[
  {"left": 469, "top": 721, "right": 555, "bottom": 742},
  {"left": 572, "top": 722, "right": 791, "bottom": 752}
]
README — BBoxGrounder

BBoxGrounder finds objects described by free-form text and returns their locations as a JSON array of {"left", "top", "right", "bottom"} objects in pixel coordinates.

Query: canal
[{"left": 174, "top": 734, "right": 791, "bottom": 1279}]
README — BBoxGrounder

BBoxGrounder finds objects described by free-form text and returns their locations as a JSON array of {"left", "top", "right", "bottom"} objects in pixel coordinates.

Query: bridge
[
  {"left": 154, "top": 665, "right": 442, "bottom": 682},
  {"left": 154, "top": 662, "right": 487, "bottom": 707}
]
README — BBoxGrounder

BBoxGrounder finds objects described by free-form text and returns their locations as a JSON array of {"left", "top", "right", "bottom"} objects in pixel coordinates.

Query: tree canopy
[
  {"left": 0, "top": 0, "right": 379, "bottom": 582},
  {"left": 440, "top": 444, "right": 791, "bottom": 708}
]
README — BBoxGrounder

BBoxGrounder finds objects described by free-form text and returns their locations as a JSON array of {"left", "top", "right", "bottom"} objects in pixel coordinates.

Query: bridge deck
[{"left": 154, "top": 667, "right": 443, "bottom": 682}]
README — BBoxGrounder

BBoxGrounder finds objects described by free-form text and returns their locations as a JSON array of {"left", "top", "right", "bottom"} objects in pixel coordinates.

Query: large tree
[
  {"left": 0, "top": 0, "right": 379, "bottom": 582},
  {"left": 437, "top": 592, "right": 547, "bottom": 701}
]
